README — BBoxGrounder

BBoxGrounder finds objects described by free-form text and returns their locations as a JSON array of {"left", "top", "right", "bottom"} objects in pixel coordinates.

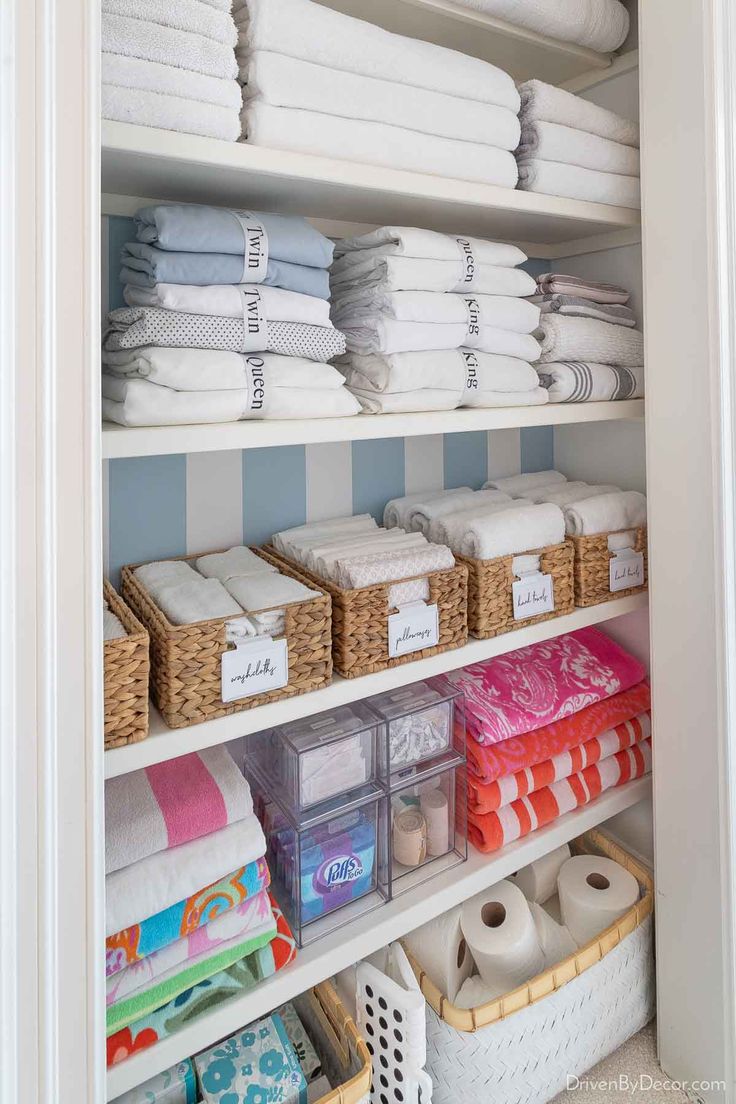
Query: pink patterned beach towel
[
  {"left": 105, "top": 745, "right": 252, "bottom": 875},
  {"left": 447, "top": 628, "right": 646, "bottom": 747}
]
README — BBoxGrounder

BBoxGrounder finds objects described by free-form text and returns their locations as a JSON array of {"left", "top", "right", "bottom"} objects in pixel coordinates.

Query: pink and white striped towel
[{"left": 105, "top": 746, "right": 252, "bottom": 875}]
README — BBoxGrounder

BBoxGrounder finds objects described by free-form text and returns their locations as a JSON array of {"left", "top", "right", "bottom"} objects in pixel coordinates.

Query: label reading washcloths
[
  {"left": 221, "top": 636, "right": 289, "bottom": 702},
  {"left": 232, "top": 210, "right": 269, "bottom": 282},
  {"left": 237, "top": 286, "right": 267, "bottom": 351}
]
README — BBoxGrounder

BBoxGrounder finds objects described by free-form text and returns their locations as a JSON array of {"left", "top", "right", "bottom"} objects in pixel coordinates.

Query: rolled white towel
[
  {"left": 428, "top": 495, "right": 514, "bottom": 545},
  {"left": 133, "top": 559, "right": 199, "bottom": 600},
  {"left": 195, "top": 546, "right": 278, "bottom": 581},
  {"left": 155, "top": 578, "right": 243, "bottom": 624},
  {"left": 418, "top": 490, "right": 513, "bottom": 540},
  {"left": 104, "top": 609, "right": 127, "bottom": 641},
  {"left": 484, "top": 470, "right": 567, "bottom": 494},
  {"left": 406, "top": 491, "right": 490, "bottom": 535},
  {"left": 334, "top": 543, "right": 455, "bottom": 590},
  {"left": 520, "top": 482, "right": 620, "bottom": 506},
  {"left": 384, "top": 488, "right": 471, "bottom": 530},
  {"left": 458, "top": 503, "right": 566, "bottom": 560},
  {"left": 224, "top": 572, "right": 320, "bottom": 611},
  {"left": 564, "top": 491, "right": 647, "bottom": 536}
]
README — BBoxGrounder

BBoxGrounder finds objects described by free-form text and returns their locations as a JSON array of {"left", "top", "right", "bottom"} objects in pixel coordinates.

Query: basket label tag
[
  {"left": 388, "top": 601, "right": 439, "bottom": 658},
  {"left": 221, "top": 636, "right": 288, "bottom": 701},
  {"left": 231, "top": 210, "right": 269, "bottom": 282},
  {"left": 610, "top": 549, "right": 644, "bottom": 592},
  {"left": 512, "top": 572, "right": 554, "bottom": 620}
]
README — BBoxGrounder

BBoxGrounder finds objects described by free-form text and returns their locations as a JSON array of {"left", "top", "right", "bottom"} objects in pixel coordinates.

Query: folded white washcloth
[
  {"left": 335, "top": 543, "right": 456, "bottom": 590},
  {"left": 564, "top": 491, "right": 647, "bottom": 536},
  {"left": 234, "top": 0, "right": 521, "bottom": 111},
  {"left": 537, "top": 362, "right": 644, "bottom": 402},
  {"left": 195, "top": 546, "right": 278, "bottom": 581},
  {"left": 103, "top": 349, "right": 345, "bottom": 393},
  {"left": 102, "top": 82, "right": 240, "bottom": 141},
  {"left": 458, "top": 503, "right": 566, "bottom": 560},
  {"left": 517, "top": 160, "right": 640, "bottom": 208},
  {"left": 431, "top": 500, "right": 520, "bottom": 552},
  {"left": 537, "top": 317, "right": 644, "bottom": 367},
  {"left": 102, "top": 11, "right": 238, "bottom": 79},
  {"left": 155, "top": 578, "right": 244, "bottom": 624},
  {"left": 103, "top": 0, "right": 238, "bottom": 45},
  {"left": 224, "top": 572, "right": 320, "bottom": 611},
  {"left": 484, "top": 470, "right": 567, "bottom": 493},
  {"left": 124, "top": 283, "right": 331, "bottom": 326},
  {"left": 241, "top": 103, "right": 519, "bottom": 190},
  {"left": 102, "top": 51, "right": 241, "bottom": 107},
  {"left": 332, "top": 290, "right": 540, "bottom": 335},
  {"left": 133, "top": 559, "right": 199, "bottom": 599},
  {"left": 336, "top": 316, "right": 540, "bottom": 360},
  {"left": 517, "top": 121, "right": 639, "bottom": 177},
  {"left": 242, "top": 49, "right": 521, "bottom": 149},
  {"left": 443, "top": 0, "right": 629, "bottom": 54},
  {"left": 340, "top": 350, "right": 539, "bottom": 396},
  {"left": 427, "top": 492, "right": 512, "bottom": 543},
  {"left": 519, "top": 80, "right": 639, "bottom": 148},
  {"left": 104, "top": 609, "right": 127, "bottom": 641},
  {"left": 331, "top": 255, "right": 537, "bottom": 298},
  {"left": 384, "top": 488, "right": 472, "bottom": 530}
]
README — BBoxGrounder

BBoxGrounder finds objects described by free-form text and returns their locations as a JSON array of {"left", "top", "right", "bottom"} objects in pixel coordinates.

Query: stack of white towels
[
  {"left": 331, "top": 226, "right": 548, "bottom": 414},
  {"left": 102, "top": 203, "right": 361, "bottom": 428},
  {"left": 101, "top": 0, "right": 242, "bottom": 141},
  {"left": 234, "top": 0, "right": 521, "bottom": 186},
  {"left": 133, "top": 546, "right": 320, "bottom": 635},
  {"left": 441, "top": 0, "right": 630, "bottom": 54},
  {"left": 529, "top": 273, "right": 644, "bottom": 403},
  {"left": 516, "top": 80, "right": 640, "bottom": 208},
  {"left": 103, "top": 597, "right": 127, "bottom": 641}
]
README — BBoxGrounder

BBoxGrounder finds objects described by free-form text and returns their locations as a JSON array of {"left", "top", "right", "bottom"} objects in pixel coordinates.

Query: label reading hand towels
[
  {"left": 512, "top": 572, "right": 555, "bottom": 621},
  {"left": 388, "top": 601, "right": 440, "bottom": 658}
]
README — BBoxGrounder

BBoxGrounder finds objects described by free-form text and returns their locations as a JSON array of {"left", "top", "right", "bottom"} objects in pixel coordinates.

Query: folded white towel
[
  {"left": 103, "top": 0, "right": 237, "bottom": 46},
  {"left": 519, "top": 80, "right": 639, "bottom": 148},
  {"left": 537, "top": 362, "right": 644, "bottom": 402},
  {"left": 334, "top": 544, "right": 455, "bottom": 590},
  {"left": 103, "top": 348, "right": 345, "bottom": 393},
  {"left": 102, "top": 82, "right": 240, "bottom": 141},
  {"left": 427, "top": 491, "right": 512, "bottom": 543},
  {"left": 537, "top": 317, "right": 644, "bottom": 367},
  {"left": 407, "top": 491, "right": 492, "bottom": 535},
  {"left": 242, "top": 49, "right": 521, "bottom": 149},
  {"left": 441, "top": 0, "right": 629, "bottom": 53},
  {"left": 335, "top": 227, "right": 527, "bottom": 268},
  {"left": 104, "top": 609, "right": 127, "bottom": 641},
  {"left": 133, "top": 559, "right": 199, "bottom": 599},
  {"left": 241, "top": 103, "right": 519, "bottom": 190},
  {"left": 351, "top": 387, "right": 548, "bottom": 414},
  {"left": 102, "top": 377, "right": 361, "bottom": 427},
  {"left": 102, "top": 11, "right": 238, "bottom": 79},
  {"left": 564, "top": 491, "right": 647, "bottom": 536},
  {"left": 332, "top": 290, "right": 540, "bottom": 335},
  {"left": 384, "top": 488, "right": 471, "bottom": 530},
  {"left": 484, "top": 470, "right": 567, "bottom": 493},
  {"left": 337, "top": 317, "right": 540, "bottom": 360},
  {"left": 517, "top": 121, "right": 640, "bottom": 177},
  {"left": 124, "top": 283, "right": 331, "bottom": 326},
  {"left": 435, "top": 499, "right": 524, "bottom": 553},
  {"left": 195, "top": 546, "right": 278, "bottom": 581},
  {"left": 458, "top": 503, "right": 566, "bottom": 560},
  {"left": 340, "top": 350, "right": 539, "bottom": 395},
  {"left": 522, "top": 482, "right": 620, "bottom": 506},
  {"left": 155, "top": 577, "right": 243, "bottom": 624},
  {"left": 234, "top": 0, "right": 520, "bottom": 111},
  {"left": 225, "top": 572, "right": 320, "bottom": 611},
  {"left": 331, "top": 254, "right": 536, "bottom": 298},
  {"left": 517, "top": 159, "right": 640, "bottom": 208},
  {"left": 272, "top": 515, "right": 379, "bottom": 560},
  {"left": 102, "top": 53, "right": 241, "bottom": 108}
]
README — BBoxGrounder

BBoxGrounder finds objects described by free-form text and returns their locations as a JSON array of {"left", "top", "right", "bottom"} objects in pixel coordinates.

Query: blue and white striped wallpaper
[{"left": 101, "top": 215, "right": 553, "bottom": 582}]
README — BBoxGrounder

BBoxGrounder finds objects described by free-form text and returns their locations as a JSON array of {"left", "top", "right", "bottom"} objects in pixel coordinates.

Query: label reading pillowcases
[{"left": 388, "top": 601, "right": 440, "bottom": 658}]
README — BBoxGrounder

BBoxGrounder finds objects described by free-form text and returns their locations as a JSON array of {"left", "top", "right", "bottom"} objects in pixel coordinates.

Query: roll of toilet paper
[
  {"left": 393, "top": 808, "right": 427, "bottom": 867},
  {"left": 460, "top": 879, "right": 545, "bottom": 996},
  {"left": 558, "top": 855, "right": 640, "bottom": 947},
  {"left": 403, "top": 905, "right": 474, "bottom": 1002},
  {"left": 454, "top": 974, "right": 497, "bottom": 1011},
  {"left": 513, "top": 844, "right": 571, "bottom": 904},
  {"left": 420, "top": 788, "right": 450, "bottom": 856},
  {"left": 529, "top": 901, "right": 577, "bottom": 965}
]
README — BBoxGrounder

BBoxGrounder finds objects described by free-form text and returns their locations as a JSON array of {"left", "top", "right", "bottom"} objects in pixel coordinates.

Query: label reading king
[
  {"left": 221, "top": 638, "right": 288, "bottom": 702},
  {"left": 609, "top": 550, "right": 645, "bottom": 593},
  {"left": 388, "top": 602, "right": 439, "bottom": 658},
  {"left": 512, "top": 572, "right": 555, "bottom": 621}
]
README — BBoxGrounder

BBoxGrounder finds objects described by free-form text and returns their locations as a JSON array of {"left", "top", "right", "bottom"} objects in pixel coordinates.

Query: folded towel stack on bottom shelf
[
  {"left": 235, "top": 0, "right": 521, "bottom": 185},
  {"left": 101, "top": 0, "right": 242, "bottom": 140},
  {"left": 516, "top": 80, "right": 640, "bottom": 208},
  {"left": 331, "top": 226, "right": 548, "bottom": 414},
  {"left": 529, "top": 274, "right": 645, "bottom": 403},
  {"left": 105, "top": 748, "right": 297, "bottom": 1067},
  {"left": 103, "top": 203, "right": 359, "bottom": 428},
  {"left": 445, "top": 628, "right": 652, "bottom": 851}
]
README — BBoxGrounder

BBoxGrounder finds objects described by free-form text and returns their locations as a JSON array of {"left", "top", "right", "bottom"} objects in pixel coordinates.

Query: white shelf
[
  {"left": 104, "top": 592, "right": 648, "bottom": 779},
  {"left": 105, "top": 773, "right": 651, "bottom": 1100},
  {"left": 101, "top": 400, "right": 645, "bottom": 459},
  {"left": 315, "top": 0, "right": 616, "bottom": 84},
  {"left": 102, "top": 122, "right": 639, "bottom": 248}
]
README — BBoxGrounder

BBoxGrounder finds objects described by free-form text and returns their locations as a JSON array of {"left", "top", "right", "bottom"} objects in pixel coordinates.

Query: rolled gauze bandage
[
  {"left": 558, "top": 855, "right": 640, "bottom": 946},
  {"left": 393, "top": 808, "right": 427, "bottom": 867},
  {"left": 460, "top": 879, "right": 544, "bottom": 996},
  {"left": 420, "top": 788, "right": 450, "bottom": 856},
  {"left": 512, "top": 844, "right": 571, "bottom": 903},
  {"left": 403, "top": 905, "right": 474, "bottom": 1002}
]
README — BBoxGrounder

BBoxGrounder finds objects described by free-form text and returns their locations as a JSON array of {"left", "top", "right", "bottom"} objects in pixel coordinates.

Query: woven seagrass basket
[
  {"left": 296, "top": 981, "right": 372, "bottom": 1104},
  {"left": 571, "top": 526, "right": 648, "bottom": 606},
  {"left": 403, "top": 830, "right": 654, "bottom": 1104},
  {"left": 103, "top": 579, "right": 150, "bottom": 750},
  {"left": 456, "top": 540, "right": 574, "bottom": 639},
  {"left": 266, "top": 549, "right": 468, "bottom": 679},
  {"left": 121, "top": 547, "right": 332, "bottom": 729}
]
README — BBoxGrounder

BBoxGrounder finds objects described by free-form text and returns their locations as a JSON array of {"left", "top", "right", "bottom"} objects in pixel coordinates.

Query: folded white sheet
[
  {"left": 351, "top": 387, "right": 548, "bottom": 414},
  {"left": 102, "top": 83, "right": 240, "bottom": 141},
  {"left": 426, "top": 491, "right": 512, "bottom": 543},
  {"left": 537, "top": 317, "right": 644, "bottom": 367},
  {"left": 337, "top": 316, "right": 541, "bottom": 359},
  {"left": 334, "top": 544, "right": 455, "bottom": 590},
  {"left": 517, "top": 121, "right": 640, "bottom": 177},
  {"left": 332, "top": 290, "right": 540, "bottom": 334},
  {"left": 521, "top": 482, "right": 620, "bottom": 506},
  {"left": 133, "top": 559, "right": 199, "bottom": 599},
  {"left": 102, "top": 51, "right": 242, "bottom": 107},
  {"left": 103, "top": 0, "right": 238, "bottom": 46},
  {"left": 384, "top": 488, "right": 472, "bottom": 530},
  {"left": 195, "top": 546, "right": 277, "bottom": 581},
  {"left": 519, "top": 80, "right": 639, "bottom": 148},
  {"left": 564, "top": 491, "right": 647, "bottom": 536},
  {"left": 331, "top": 254, "right": 537, "bottom": 298},
  {"left": 335, "top": 227, "right": 527, "bottom": 268},
  {"left": 241, "top": 103, "right": 519, "bottom": 190},
  {"left": 537, "top": 362, "right": 644, "bottom": 402},
  {"left": 124, "top": 283, "right": 332, "bottom": 326},
  {"left": 340, "top": 350, "right": 539, "bottom": 395},
  {"left": 484, "top": 470, "right": 567, "bottom": 493},
  {"left": 234, "top": 0, "right": 520, "bottom": 111},
  {"left": 155, "top": 577, "right": 243, "bottom": 624},
  {"left": 517, "top": 159, "right": 640, "bottom": 207},
  {"left": 442, "top": 0, "right": 629, "bottom": 53},
  {"left": 242, "top": 49, "right": 521, "bottom": 149},
  {"left": 103, "top": 349, "right": 346, "bottom": 392},
  {"left": 102, "top": 376, "right": 362, "bottom": 427},
  {"left": 102, "top": 11, "right": 238, "bottom": 79},
  {"left": 225, "top": 572, "right": 320, "bottom": 610},
  {"left": 458, "top": 503, "right": 566, "bottom": 560},
  {"left": 104, "top": 609, "right": 127, "bottom": 641}
]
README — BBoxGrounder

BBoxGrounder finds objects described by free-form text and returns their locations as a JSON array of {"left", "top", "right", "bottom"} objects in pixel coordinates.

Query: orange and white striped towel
[
  {"left": 468, "top": 711, "right": 651, "bottom": 815},
  {"left": 468, "top": 738, "right": 652, "bottom": 853}
]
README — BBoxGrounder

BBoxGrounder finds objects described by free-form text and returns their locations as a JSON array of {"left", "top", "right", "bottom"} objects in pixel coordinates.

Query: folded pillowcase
[
  {"left": 196, "top": 546, "right": 278, "bottom": 581},
  {"left": 457, "top": 503, "right": 566, "bottom": 560},
  {"left": 310, "top": 532, "right": 429, "bottom": 581},
  {"left": 124, "top": 282, "right": 332, "bottom": 326},
  {"left": 103, "top": 348, "right": 347, "bottom": 392},
  {"left": 272, "top": 514, "right": 379, "bottom": 560},
  {"left": 563, "top": 490, "right": 647, "bottom": 535},
  {"left": 537, "top": 362, "right": 644, "bottom": 402},
  {"left": 535, "top": 273, "right": 630, "bottom": 304},
  {"left": 334, "top": 543, "right": 456, "bottom": 589},
  {"left": 224, "top": 572, "right": 320, "bottom": 611}
]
